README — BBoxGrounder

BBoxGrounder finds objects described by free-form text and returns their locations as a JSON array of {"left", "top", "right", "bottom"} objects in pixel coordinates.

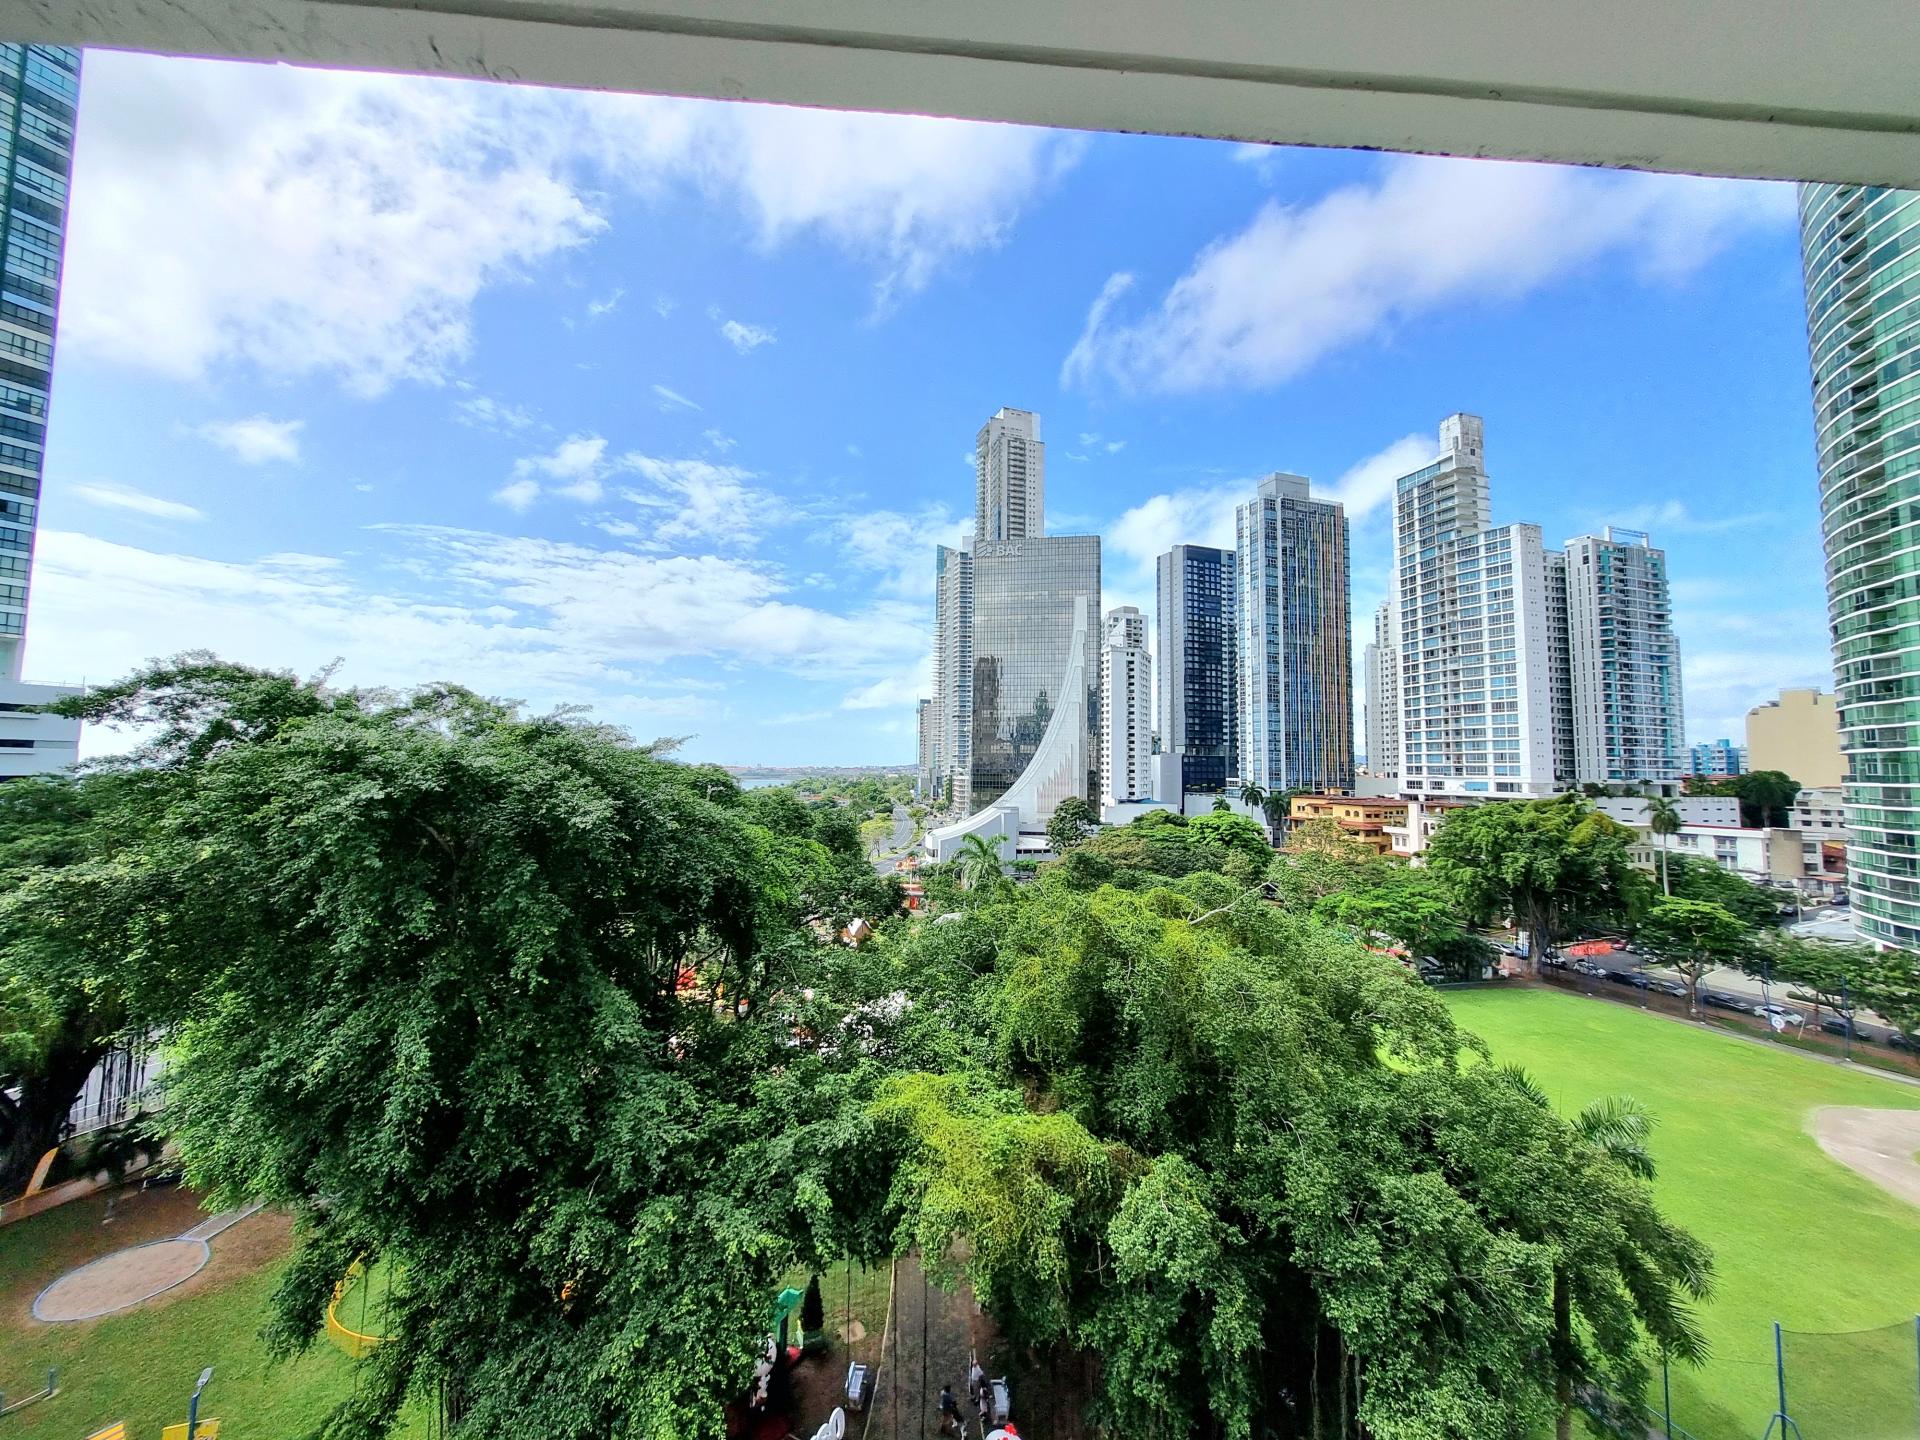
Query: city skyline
[{"left": 30, "top": 50, "right": 1827, "bottom": 766}]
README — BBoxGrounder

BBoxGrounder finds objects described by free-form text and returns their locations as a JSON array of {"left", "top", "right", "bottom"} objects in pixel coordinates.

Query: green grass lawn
[
  {"left": 1447, "top": 986, "right": 1920, "bottom": 1440},
  {"left": 0, "top": 1193, "right": 427, "bottom": 1440}
]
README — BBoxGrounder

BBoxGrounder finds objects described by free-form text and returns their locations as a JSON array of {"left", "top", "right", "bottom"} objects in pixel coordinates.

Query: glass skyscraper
[
  {"left": 1155, "top": 543, "right": 1238, "bottom": 794},
  {"left": 1235, "top": 473, "right": 1352, "bottom": 793},
  {"left": 1799, "top": 184, "right": 1920, "bottom": 949},
  {"left": 0, "top": 43, "right": 77, "bottom": 684},
  {"left": 966, "top": 536, "right": 1101, "bottom": 812}
]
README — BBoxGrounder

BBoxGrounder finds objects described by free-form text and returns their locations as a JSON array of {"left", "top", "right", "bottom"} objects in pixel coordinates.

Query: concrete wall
[{"left": 21, "top": 0, "right": 1920, "bottom": 186}]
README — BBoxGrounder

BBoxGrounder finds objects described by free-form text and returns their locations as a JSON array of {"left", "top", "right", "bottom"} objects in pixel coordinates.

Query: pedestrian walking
[{"left": 937, "top": 1384, "right": 962, "bottom": 1435}]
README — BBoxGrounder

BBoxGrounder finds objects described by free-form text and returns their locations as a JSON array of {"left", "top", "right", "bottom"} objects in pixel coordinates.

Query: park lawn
[
  {"left": 1446, "top": 986, "right": 1920, "bottom": 1440},
  {"left": 0, "top": 1191, "right": 428, "bottom": 1440}
]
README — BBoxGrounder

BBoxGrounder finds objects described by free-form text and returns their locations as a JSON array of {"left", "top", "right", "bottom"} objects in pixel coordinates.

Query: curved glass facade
[
  {"left": 1799, "top": 184, "right": 1920, "bottom": 949},
  {"left": 966, "top": 536, "right": 1101, "bottom": 813}
]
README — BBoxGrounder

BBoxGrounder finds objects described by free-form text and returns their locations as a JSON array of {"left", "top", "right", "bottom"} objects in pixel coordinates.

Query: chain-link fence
[{"left": 1774, "top": 1319, "right": 1920, "bottom": 1438}]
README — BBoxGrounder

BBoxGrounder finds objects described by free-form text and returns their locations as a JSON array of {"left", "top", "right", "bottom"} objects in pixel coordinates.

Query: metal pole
[
  {"left": 1844, "top": 977, "right": 1854, "bottom": 1062},
  {"left": 1775, "top": 1321, "right": 1789, "bottom": 1429},
  {"left": 1663, "top": 1352, "right": 1674, "bottom": 1440},
  {"left": 1913, "top": 1314, "right": 1919, "bottom": 1414},
  {"left": 921, "top": 1266, "right": 929, "bottom": 1440}
]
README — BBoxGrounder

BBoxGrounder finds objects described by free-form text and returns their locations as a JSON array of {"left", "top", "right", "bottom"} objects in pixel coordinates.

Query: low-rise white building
[
  {"left": 0, "top": 678, "right": 81, "bottom": 778},
  {"left": 1594, "top": 795, "right": 1741, "bottom": 828}
]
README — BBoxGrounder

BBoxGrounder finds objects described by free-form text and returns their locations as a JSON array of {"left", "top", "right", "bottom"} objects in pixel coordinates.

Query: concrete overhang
[{"left": 12, "top": 0, "right": 1920, "bottom": 187}]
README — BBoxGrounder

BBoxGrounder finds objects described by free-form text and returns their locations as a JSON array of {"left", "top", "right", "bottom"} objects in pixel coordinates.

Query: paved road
[
  {"left": 1550, "top": 940, "right": 1906, "bottom": 1045},
  {"left": 872, "top": 804, "right": 916, "bottom": 876}
]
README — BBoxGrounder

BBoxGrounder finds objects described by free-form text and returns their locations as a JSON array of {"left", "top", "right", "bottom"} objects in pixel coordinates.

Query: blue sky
[{"left": 32, "top": 50, "right": 1828, "bottom": 764}]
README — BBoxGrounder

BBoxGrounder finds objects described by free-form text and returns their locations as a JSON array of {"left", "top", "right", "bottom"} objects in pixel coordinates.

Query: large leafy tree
[
  {"left": 0, "top": 776, "right": 143, "bottom": 1193},
  {"left": 1637, "top": 899, "right": 1751, "bottom": 1014},
  {"left": 1045, "top": 795, "right": 1099, "bottom": 855},
  {"left": 1426, "top": 797, "right": 1640, "bottom": 969},
  {"left": 1664, "top": 855, "right": 1780, "bottom": 930},
  {"left": 1685, "top": 771, "right": 1802, "bottom": 829},
  {"left": 15, "top": 660, "right": 897, "bottom": 1438},
  {"left": 1741, "top": 933, "right": 1876, "bottom": 1023},
  {"left": 877, "top": 873, "right": 1713, "bottom": 1439}
]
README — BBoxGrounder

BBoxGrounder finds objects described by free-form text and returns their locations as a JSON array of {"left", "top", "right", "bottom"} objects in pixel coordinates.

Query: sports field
[{"left": 1447, "top": 986, "right": 1920, "bottom": 1439}]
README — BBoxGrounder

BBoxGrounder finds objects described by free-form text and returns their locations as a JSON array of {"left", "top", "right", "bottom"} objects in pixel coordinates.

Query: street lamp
[{"left": 187, "top": 1367, "right": 213, "bottom": 1438}]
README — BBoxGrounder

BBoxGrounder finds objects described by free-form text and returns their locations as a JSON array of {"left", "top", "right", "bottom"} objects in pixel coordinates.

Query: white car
[{"left": 1752, "top": 1002, "right": 1807, "bottom": 1026}]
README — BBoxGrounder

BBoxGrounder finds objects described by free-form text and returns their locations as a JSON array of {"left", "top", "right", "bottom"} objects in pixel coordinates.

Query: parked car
[
  {"left": 1752, "top": 1002, "right": 1807, "bottom": 1026},
  {"left": 1820, "top": 1016, "right": 1863, "bottom": 1038},
  {"left": 1652, "top": 979, "right": 1688, "bottom": 997},
  {"left": 1702, "top": 990, "right": 1746, "bottom": 1010},
  {"left": 1888, "top": 1030, "right": 1909, "bottom": 1049}
]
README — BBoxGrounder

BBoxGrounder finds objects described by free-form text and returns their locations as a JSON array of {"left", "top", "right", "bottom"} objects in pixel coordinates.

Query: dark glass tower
[
  {"left": 1155, "top": 543, "right": 1238, "bottom": 794},
  {"left": 0, "top": 43, "right": 78, "bottom": 683}
]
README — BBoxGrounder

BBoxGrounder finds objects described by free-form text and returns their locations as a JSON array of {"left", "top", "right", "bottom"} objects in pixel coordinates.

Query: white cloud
[
  {"left": 718, "top": 317, "right": 777, "bottom": 353},
  {"left": 66, "top": 54, "right": 605, "bottom": 395},
  {"left": 702, "top": 429, "right": 738, "bottom": 453},
  {"left": 833, "top": 505, "right": 969, "bottom": 599},
  {"left": 585, "top": 286, "right": 624, "bottom": 319},
  {"left": 1107, "top": 486, "right": 1241, "bottom": 571},
  {"left": 577, "top": 97, "right": 1084, "bottom": 308},
  {"left": 1580, "top": 499, "right": 1782, "bottom": 538},
  {"left": 63, "top": 54, "right": 1080, "bottom": 396},
  {"left": 492, "top": 478, "right": 540, "bottom": 512},
  {"left": 653, "top": 295, "right": 677, "bottom": 317},
  {"left": 509, "top": 434, "right": 611, "bottom": 503},
  {"left": 1324, "top": 433, "right": 1436, "bottom": 521},
  {"left": 194, "top": 415, "right": 304, "bottom": 465},
  {"left": 70, "top": 482, "right": 203, "bottom": 521},
  {"left": 32, "top": 527, "right": 930, "bottom": 731},
  {"left": 455, "top": 394, "right": 539, "bottom": 433},
  {"left": 618, "top": 455, "right": 775, "bottom": 548},
  {"left": 653, "top": 384, "right": 702, "bottom": 412},
  {"left": 1062, "top": 155, "right": 1792, "bottom": 394},
  {"left": 841, "top": 663, "right": 932, "bottom": 711}
]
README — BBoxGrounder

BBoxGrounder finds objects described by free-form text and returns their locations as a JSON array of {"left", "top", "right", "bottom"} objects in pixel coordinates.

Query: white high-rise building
[
  {"left": 1363, "top": 599, "right": 1399, "bottom": 781},
  {"left": 1392, "top": 415, "right": 1558, "bottom": 799},
  {"left": 1563, "top": 528, "right": 1686, "bottom": 784},
  {"left": 974, "top": 406, "right": 1045, "bottom": 543},
  {"left": 1235, "top": 473, "right": 1353, "bottom": 793},
  {"left": 1100, "top": 606, "right": 1153, "bottom": 811}
]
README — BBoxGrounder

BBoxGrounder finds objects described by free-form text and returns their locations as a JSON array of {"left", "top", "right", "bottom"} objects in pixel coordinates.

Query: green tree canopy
[
  {"left": 877, "top": 875, "right": 1712, "bottom": 1439},
  {"left": 1664, "top": 854, "right": 1781, "bottom": 929},
  {"left": 10, "top": 660, "right": 905, "bottom": 1437},
  {"left": 1425, "top": 797, "right": 1640, "bottom": 964},
  {"left": 1685, "top": 771, "right": 1802, "bottom": 828},
  {"left": 1045, "top": 795, "right": 1100, "bottom": 855},
  {"left": 1637, "top": 898, "right": 1752, "bottom": 1013}
]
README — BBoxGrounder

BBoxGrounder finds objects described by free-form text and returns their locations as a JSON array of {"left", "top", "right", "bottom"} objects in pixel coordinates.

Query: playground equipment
[
  {"left": 326, "top": 1259, "right": 395, "bottom": 1358},
  {"left": 0, "top": 1368, "right": 57, "bottom": 1418}
]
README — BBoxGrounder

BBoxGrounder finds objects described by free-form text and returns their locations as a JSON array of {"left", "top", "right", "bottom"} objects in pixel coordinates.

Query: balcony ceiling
[{"left": 17, "top": 0, "right": 1920, "bottom": 187}]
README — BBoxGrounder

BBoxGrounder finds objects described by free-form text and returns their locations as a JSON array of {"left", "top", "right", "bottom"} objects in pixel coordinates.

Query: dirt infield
[
  {"left": 1812, "top": 1106, "right": 1920, "bottom": 1208},
  {"left": 31, "top": 1237, "right": 210, "bottom": 1322}
]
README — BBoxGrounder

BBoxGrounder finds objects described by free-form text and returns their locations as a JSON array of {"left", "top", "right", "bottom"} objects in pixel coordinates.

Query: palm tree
[
  {"left": 955, "top": 833, "right": 1004, "bottom": 897},
  {"left": 1647, "top": 796, "right": 1682, "bottom": 896},
  {"left": 1239, "top": 780, "right": 1268, "bottom": 840},
  {"left": 1503, "top": 1074, "right": 1704, "bottom": 1440}
]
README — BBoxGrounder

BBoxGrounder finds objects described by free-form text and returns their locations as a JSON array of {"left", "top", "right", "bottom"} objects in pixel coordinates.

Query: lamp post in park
[{"left": 187, "top": 1368, "right": 213, "bottom": 1438}]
